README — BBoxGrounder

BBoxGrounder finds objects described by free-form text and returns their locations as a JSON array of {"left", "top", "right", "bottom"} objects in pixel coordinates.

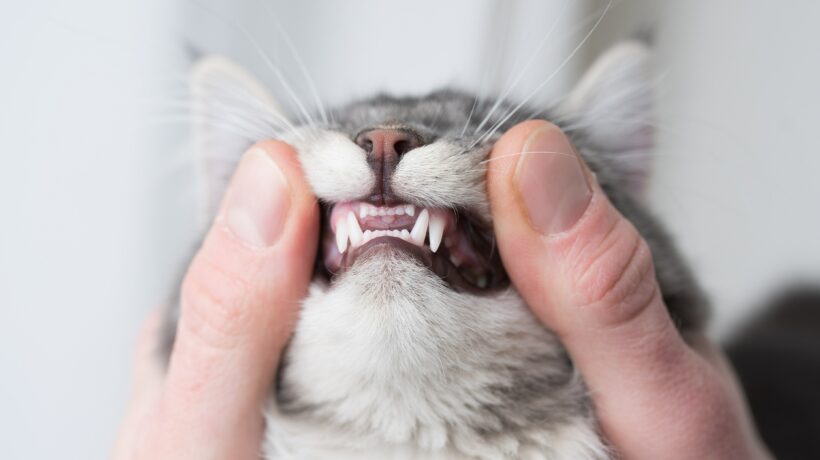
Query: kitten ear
[
  {"left": 559, "top": 40, "right": 653, "bottom": 197},
  {"left": 190, "top": 55, "right": 286, "bottom": 226}
]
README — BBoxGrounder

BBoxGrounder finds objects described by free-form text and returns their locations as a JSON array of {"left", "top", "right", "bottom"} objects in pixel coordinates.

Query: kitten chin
[{"left": 267, "top": 247, "right": 608, "bottom": 459}]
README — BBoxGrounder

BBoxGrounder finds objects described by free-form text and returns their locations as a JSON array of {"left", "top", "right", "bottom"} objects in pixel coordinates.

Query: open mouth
[{"left": 319, "top": 201, "right": 508, "bottom": 292}]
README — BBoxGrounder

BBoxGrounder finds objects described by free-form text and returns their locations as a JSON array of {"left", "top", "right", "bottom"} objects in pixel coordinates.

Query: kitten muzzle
[{"left": 321, "top": 201, "right": 507, "bottom": 292}]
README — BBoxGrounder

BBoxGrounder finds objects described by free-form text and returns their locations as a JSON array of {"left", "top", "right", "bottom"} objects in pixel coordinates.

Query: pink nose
[
  {"left": 356, "top": 128, "right": 423, "bottom": 205},
  {"left": 355, "top": 128, "right": 422, "bottom": 164}
]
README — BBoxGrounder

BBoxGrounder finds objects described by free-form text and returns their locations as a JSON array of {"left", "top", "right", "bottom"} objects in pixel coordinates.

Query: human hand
[
  {"left": 486, "top": 120, "right": 772, "bottom": 460},
  {"left": 113, "top": 141, "right": 319, "bottom": 460}
]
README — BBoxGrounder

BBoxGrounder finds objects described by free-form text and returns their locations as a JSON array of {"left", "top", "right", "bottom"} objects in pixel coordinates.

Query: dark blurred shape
[{"left": 727, "top": 284, "right": 820, "bottom": 460}]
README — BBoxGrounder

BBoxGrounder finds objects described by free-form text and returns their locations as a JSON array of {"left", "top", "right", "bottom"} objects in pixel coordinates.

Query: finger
[
  {"left": 486, "top": 121, "right": 749, "bottom": 457},
  {"left": 152, "top": 141, "right": 319, "bottom": 459},
  {"left": 112, "top": 309, "right": 164, "bottom": 460}
]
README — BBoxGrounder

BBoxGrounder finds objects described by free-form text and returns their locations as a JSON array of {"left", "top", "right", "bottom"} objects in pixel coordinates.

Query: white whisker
[
  {"left": 472, "top": 0, "right": 613, "bottom": 149},
  {"left": 260, "top": 0, "right": 331, "bottom": 126},
  {"left": 472, "top": 0, "right": 570, "bottom": 136}
]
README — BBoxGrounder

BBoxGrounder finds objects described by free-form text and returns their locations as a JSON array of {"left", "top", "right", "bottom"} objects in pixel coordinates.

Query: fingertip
[
  {"left": 492, "top": 120, "right": 559, "bottom": 160},
  {"left": 252, "top": 140, "right": 320, "bottom": 237}
]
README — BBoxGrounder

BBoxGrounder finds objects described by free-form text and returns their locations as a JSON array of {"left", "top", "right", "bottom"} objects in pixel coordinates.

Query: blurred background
[{"left": 1, "top": 1, "right": 818, "bottom": 458}]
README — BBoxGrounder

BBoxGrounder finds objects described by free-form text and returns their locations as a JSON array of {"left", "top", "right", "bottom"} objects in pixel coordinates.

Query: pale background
[{"left": 1, "top": 1, "right": 818, "bottom": 458}]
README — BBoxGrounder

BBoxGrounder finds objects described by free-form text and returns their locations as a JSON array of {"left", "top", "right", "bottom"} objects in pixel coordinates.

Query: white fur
[
  {"left": 264, "top": 253, "right": 607, "bottom": 459},
  {"left": 286, "top": 128, "right": 375, "bottom": 202},
  {"left": 392, "top": 141, "right": 490, "bottom": 217}
]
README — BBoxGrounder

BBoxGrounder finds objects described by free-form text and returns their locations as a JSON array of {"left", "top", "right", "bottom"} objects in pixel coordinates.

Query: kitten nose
[
  {"left": 355, "top": 128, "right": 422, "bottom": 164},
  {"left": 356, "top": 128, "right": 423, "bottom": 205}
]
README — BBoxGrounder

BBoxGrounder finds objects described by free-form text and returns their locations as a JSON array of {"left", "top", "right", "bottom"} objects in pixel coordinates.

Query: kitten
[{"left": 165, "top": 41, "right": 707, "bottom": 459}]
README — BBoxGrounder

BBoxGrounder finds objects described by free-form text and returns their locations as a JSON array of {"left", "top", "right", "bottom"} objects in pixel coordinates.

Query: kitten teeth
[
  {"left": 347, "top": 212, "right": 363, "bottom": 247},
  {"left": 335, "top": 218, "right": 349, "bottom": 253},
  {"left": 428, "top": 214, "right": 445, "bottom": 253},
  {"left": 405, "top": 205, "right": 415, "bottom": 216},
  {"left": 411, "top": 209, "right": 429, "bottom": 246}
]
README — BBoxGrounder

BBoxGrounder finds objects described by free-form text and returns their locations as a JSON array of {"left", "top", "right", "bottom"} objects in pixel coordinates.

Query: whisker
[
  {"left": 472, "top": 0, "right": 571, "bottom": 136},
  {"left": 260, "top": 0, "right": 331, "bottom": 126},
  {"left": 472, "top": 0, "right": 613, "bottom": 148},
  {"left": 461, "top": 1, "right": 515, "bottom": 137},
  {"left": 190, "top": 1, "right": 316, "bottom": 128},
  {"left": 478, "top": 150, "right": 578, "bottom": 165}
]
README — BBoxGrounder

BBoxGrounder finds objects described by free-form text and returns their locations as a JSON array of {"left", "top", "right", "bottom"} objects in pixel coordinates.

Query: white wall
[
  {"left": 0, "top": 2, "right": 189, "bottom": 458},
  {"left": 2, "top": 1, "right": 818, "bottom": 458},
  {"left": 650, "top": 2, "right": 820, "bottom": 334}
]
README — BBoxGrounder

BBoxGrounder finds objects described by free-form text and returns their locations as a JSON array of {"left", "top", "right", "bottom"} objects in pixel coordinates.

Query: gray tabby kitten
[{"left": 168, "top": 41, "right": 707, "bottom": 459}]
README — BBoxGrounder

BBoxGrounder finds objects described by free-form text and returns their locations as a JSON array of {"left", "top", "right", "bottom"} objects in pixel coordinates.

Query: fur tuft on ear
[
  {"left": 559, "top": 40, "right": 654, "bottom": 197},
  {"left": 190, "top": 55, "right": 286, "bottom": 227}
]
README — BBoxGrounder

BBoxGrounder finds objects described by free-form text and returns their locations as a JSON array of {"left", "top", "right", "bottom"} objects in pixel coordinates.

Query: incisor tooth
[
  {"left": 428, "top": 214, "right": 445, "bottom": 253},
  {"left": 335, "top": 218, "right": 349, "bottom": 253},
  {"left": 347, "top": 212, "right": 363, "bottom": 247},
  {"left": 406, "top": 205, "right": 415, "bottom": 216},
  {"left": 411, "top": 209, "right": 429, "bottom": 246}
]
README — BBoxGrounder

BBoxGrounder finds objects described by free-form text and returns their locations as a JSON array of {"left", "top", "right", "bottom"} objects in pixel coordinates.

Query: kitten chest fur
[{"left": 266, "top": 253, "right": 606, "bottom": 459}]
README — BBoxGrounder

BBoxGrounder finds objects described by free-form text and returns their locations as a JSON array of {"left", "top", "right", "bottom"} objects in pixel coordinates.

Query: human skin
[{"left": 113, "top": 124, "right": 771, "bottom": 460}]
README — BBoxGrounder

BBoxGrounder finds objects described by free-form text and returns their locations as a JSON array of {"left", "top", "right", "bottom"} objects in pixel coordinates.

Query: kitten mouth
[{"left": 320, "top": 201, "right": 508, "bottom": 292}]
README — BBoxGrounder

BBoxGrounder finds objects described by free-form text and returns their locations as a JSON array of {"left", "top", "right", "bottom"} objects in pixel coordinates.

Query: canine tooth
[
  {"left": 406, "top": 205, "right": 415, "bottom": 216},
  {"left": 335, "top": 218, "right": 349, "bottom": 253},
  {"left": 411, "top": 209, "right": 429, "bottom": 246},
  {"left": 347, "top": 212, "right": 363, "bottom": 247},
  {"left": 428, "top": 214, "right": 445, "bottom": 253}
]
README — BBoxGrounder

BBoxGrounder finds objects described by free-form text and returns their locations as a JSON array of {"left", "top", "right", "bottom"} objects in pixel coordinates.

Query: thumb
[
  {"left": 487, "top": 121, "right": 726, "bottom": 456},
  {"left": 151, "top": 141, "right": 318, "bottom": 459}
]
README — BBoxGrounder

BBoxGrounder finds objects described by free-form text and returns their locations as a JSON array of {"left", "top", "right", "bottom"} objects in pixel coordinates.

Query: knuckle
[
  {"left": 178, "top": 252, "right": 259, "bottom": 350},
  {"left": 572, "top": 218, "right": 659, "bottom": 326}
]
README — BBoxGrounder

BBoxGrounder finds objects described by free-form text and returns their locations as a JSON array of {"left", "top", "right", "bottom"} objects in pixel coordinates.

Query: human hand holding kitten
[{"left": 113, "top": 141, "right": 319, "bottom": 459}]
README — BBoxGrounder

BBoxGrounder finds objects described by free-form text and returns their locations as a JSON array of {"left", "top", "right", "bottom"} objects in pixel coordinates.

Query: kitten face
[
  {"left": 179, "top": 41, "right": 708, "bottom": 457},
  {"left": 287, "top": 90, "right": 517, "bottom": 293}
]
